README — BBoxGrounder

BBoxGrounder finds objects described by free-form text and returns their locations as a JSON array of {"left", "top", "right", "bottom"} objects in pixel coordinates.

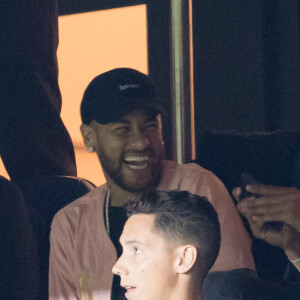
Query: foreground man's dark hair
[{"left": 126, "top": 190, "right": 221, "bottom": 277}]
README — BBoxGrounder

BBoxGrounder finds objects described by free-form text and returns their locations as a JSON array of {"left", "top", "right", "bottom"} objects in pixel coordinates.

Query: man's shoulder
[
  {"left": 160, "top": 160, "right": 222, "bottom": 192},
  {"left": 162, "top": 160, "right": 215, "bottom": 178},
  {"left": 52, "top": 184, "right": 107, "bottom": 224}
]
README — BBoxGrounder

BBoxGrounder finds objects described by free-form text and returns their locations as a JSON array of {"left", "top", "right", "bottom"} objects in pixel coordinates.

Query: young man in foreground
[
  {"left": 112, "top": 190, "right": 221, "bottom": 300},
  {"left": 49, "top": 68, "right": 255, "bottom": 299}
]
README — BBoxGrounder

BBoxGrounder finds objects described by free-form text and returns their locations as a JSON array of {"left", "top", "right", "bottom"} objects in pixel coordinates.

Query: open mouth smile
[{"left": 123, "top": 155, "right": 150, "bottom": 170}]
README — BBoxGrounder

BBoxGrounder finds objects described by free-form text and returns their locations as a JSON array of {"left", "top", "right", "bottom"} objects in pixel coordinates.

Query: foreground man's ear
[
  {"left": 175, "top": 245, "right": 198, "bottom": 274},
  {"left": 80, "top": 124, "right": 96, "bottom": 153}
]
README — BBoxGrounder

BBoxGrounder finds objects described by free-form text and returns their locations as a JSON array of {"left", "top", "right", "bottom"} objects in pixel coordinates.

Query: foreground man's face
[
  {"left": 112, "top": 214, "right": 178, "bottom": 300},
  {"left": 92, "top": 108, "right": 164, "bottom": 193}
]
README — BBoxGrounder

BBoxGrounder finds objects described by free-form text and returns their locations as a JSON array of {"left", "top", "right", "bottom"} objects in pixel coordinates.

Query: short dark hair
[{"left": 125, "top": 190, "right": 221, "bottom": 277}]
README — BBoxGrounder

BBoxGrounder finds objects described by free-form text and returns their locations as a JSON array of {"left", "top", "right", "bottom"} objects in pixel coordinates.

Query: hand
[{"left": 233, "top": 185, "right": 300, "bottom": 260}]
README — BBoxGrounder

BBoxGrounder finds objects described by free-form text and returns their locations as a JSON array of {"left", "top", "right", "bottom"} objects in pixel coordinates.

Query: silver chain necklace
[{"left": 105, "top": 189, "right": 111, "bottom": 235}]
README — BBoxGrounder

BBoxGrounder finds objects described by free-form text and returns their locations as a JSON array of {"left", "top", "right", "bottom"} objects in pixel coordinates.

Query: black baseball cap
[{"left": 80, "top": 68, "right": 165, "bottom": 125}]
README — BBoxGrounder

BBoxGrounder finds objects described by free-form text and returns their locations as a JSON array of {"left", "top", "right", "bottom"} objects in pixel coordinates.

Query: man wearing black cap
[{"left": 49, "top": 68, "right": 255, "bottom": 300}]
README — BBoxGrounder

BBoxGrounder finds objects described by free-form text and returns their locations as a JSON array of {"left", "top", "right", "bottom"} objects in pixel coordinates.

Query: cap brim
[{"left": 96, "top": 98, "right": 167, "bottom": 124}]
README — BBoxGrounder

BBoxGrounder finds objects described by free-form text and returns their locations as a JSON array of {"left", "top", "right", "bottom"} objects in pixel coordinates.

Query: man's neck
[
  {"left": 173, "top": 289, "right": 202, "bottom": 300},
  {"left": 165, "top": 290, "right": 202, "bottom": 300},
  {"left": 106, "top": 181, "right": 134, "bottom": 207},
  {"left": 169, "top": 278, "right": 202, "bottom": 300}
]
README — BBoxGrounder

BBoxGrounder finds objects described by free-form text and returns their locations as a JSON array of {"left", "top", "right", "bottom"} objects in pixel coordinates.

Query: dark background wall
[
  {"left": 193, "top": 0, "right": 300, "bottom": 135},
  {"left": 58, "top": 0, "right": 300, "bottom": 158},
  {"left": 193, "top": 1, "right": 265, "bottom": 133}
]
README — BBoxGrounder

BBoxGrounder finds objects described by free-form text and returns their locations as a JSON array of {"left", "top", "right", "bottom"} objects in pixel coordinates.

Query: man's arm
[
  {"left": 203, "top": 178, "right": 300, "bottom": 299},
  {"left": 234, "top": 185, "right": 300, "bottom": 271},
  {"left": 49, "top": 213, "right": 78, "bottom": 300}
]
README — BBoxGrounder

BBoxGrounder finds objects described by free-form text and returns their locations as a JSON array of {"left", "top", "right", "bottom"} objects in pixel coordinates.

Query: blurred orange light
[{"left": 58, "top": 5, "right": 148, "bottom": 186}]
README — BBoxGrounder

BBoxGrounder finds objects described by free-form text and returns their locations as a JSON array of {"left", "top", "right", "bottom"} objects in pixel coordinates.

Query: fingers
[
  {"left": 238, "top": 195, "right": 290, "bottom": 213},
  {"left": 236, "top": 186, "right": 300, "bottom": 216},
  {"left": 247, "top": 219, "right": 295, "bottom": 251},
  {"left": 237, "top": 196, "right": 259, "bottom": 216},
  {"left": 251, "top": 211, "right": 292, "bottom": 226},
  {"left": 237, "top": 193, "right": 300, "bottom": 231},
  {"left": 232, "top": 186, "right": 256, "bottom": 202},
  {"left": 233, "top": 184, "right": 299, "bottom": 203},
  {"left": 233, "top": 183, "right": 300, "bottom": 252},
  {"left": 253, "top": 225, "right": 286, "bottom": 247},
  {"left": 249, "top": 216, "right": 280, "bottom": 241},
  {"left": 246, "top": 184, "right": 299, "bottom": 196},
  {"left": 232, "top": 187, "right": 241, "bottom": 201}
]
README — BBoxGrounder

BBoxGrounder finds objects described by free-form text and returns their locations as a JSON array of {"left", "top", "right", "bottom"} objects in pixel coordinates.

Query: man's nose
[
  {"left": 128, "top": 128, "right": 150, "bottom": 150},
  {"left": 112, "top": 258, "right": 128, "bottom": 276}
]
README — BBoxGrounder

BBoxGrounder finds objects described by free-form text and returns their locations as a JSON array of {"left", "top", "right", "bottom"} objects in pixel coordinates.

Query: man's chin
[
  {"left": 120, "top": 167, "right": 161, "bottom": 192},
  {"left": 106, "top": 160, "right": 162, "bottom": 193},
  {"left": 120, "top": 181, "right": 156, "bottom": 193},
  {"left": 119, "top": 174, "right": 161, "bottom": 193}
]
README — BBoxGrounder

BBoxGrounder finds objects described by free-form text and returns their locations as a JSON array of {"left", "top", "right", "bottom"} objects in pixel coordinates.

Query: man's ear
[
  {"left": 174, "top": 245, "right": 198, "bottom": 274},
  {"left": 80, "top": 124, "right": 96, "bottom": 153}
]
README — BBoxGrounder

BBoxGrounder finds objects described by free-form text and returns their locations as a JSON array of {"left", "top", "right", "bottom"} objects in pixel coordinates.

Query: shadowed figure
[
  {"left": 0, "top": 176, "right": 39, "bottom": 299},
  {"left": 0, "top": 0, "right": 76, "bottom": 181}
]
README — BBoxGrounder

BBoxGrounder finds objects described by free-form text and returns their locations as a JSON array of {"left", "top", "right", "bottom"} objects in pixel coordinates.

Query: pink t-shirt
[{"left": 49, "top": 161, "right": 255, "bottom": 300}]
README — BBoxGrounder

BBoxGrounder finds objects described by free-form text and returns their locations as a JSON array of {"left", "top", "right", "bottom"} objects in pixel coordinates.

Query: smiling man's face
[
  {"left": 87, "top": 108, "right": 164, "bottom": 193},
  {"left": 112, "top": 214, "right": 178, "bottom": 300}
]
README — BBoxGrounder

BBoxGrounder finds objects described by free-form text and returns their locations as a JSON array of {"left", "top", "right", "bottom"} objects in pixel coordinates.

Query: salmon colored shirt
[{"left": 49, "top": 161, "right": 255, "bottom": 300}]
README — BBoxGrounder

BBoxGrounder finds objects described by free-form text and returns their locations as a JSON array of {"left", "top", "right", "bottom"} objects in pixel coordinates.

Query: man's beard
[{"left": 98, "top": 147, "right": 164, "bottom": 193}]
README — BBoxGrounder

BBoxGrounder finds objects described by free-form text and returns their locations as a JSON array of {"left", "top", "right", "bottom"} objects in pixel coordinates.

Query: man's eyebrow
[
  {"left": 111, "top": 119, "right": 130, "bottom": 125},
  {"left": 120, "top": 239, "right": 146, "bottom": 246},
  {"left": 111, "top": 116, "right": 158, "bottom": 124},
  {"left": 145, "top": 115, "right": 159, "bottom": 122},
  {"left": 145, "top": 118, "right": 157, "bottom": 123}
]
